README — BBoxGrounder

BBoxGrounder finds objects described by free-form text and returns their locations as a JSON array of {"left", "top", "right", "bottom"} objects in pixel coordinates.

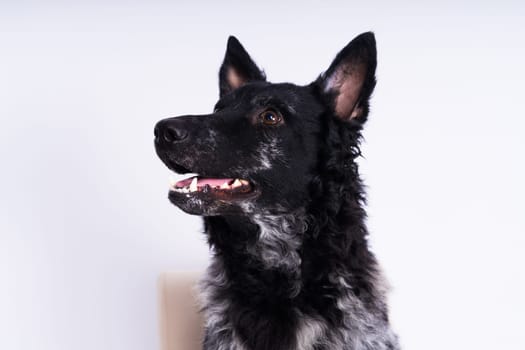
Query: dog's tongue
[{"left": 175, "top": 177, "right": 234, "bottom": 189}]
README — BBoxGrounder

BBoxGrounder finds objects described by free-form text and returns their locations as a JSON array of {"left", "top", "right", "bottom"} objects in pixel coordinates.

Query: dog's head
[{"left": 154, "top": 33, "right": 376, "bottom": 216}]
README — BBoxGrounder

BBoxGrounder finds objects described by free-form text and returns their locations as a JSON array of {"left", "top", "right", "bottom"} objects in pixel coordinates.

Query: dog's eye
[{"left": 259, "top": 109, "right": 282, "bottom": 125}]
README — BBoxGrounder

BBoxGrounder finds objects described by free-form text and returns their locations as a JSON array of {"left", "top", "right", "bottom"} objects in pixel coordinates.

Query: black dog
[{"left": 154, "top": 32, "right": 400, "bottom": 350}]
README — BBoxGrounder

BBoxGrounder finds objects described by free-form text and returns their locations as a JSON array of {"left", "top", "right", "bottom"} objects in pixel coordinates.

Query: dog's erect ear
[
  {"left": 219, "top": 36, "right": 266, "bottom": 97},
  {"left": 316, "top": 32, "right": 377, "bottom": 121}
]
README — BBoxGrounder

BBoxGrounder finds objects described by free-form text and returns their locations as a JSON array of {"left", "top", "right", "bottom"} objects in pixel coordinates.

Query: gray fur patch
[
  {"left": 231, "top": 136, "right": 283, "bottom": 174},
  {"left": 251, "top": 212, "right": 306, "bottom": 273},
  {"left": 198, "top": 260, "right": 247, "bottom": 350}
]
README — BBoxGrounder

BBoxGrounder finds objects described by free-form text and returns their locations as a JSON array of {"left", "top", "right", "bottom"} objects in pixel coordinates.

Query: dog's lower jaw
[
  {"left": 168, "top": 190, "right": 261, "bottom": 216},
  {"left": 199, "top": 212, "right": 400, "bottom": 350}
]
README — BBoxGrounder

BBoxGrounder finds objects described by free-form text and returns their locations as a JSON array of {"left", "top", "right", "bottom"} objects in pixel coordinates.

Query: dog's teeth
[
  {"left": 232, "top": 179, "right": 242, "bottom": 188},
  {"left": 169, "top": 176, "right": 178, "bottom": 189},
  {"left": 240, "top": 179, "right": 250, "bottom": 186},
  {"left": 220, "top": 182, "right": 230, "bottom": 189},
  {"left": 176, "top": 187, "right": 188, "bottom": 193},
  {"left": 189, "top": 177, "right": 198, "bottom": 192}
]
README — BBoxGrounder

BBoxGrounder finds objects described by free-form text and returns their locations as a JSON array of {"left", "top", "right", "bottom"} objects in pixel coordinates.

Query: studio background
[{"left": 1, "top": 1, "right": 524, "bottom": 350}]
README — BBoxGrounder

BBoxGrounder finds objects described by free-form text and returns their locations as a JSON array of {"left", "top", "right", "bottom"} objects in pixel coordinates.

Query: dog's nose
[{"left": 154, "top": 119, "right": 188, "bottom": 143}]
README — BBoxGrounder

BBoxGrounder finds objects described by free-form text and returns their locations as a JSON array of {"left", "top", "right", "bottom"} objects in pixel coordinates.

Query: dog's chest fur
[{"left": 198, "top": 214, "right": 400, "bottom": 350}]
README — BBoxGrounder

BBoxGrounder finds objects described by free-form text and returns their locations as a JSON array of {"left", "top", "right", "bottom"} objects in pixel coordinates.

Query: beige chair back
[{"left": 158, "top": 272, "right": 204, "bottom": 350}]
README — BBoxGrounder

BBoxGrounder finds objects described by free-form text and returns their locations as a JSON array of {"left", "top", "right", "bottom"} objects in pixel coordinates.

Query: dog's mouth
[
  {"left": 169, "top": 176, "right": 255, "bottom": 197},
  {"left": 160, "top": 157, "right": 260, "bottom": 214}
]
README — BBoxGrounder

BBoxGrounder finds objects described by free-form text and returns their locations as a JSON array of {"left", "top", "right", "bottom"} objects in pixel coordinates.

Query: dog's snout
[{"left": 154, "top": 119, "right": 188, "bottom": 144}]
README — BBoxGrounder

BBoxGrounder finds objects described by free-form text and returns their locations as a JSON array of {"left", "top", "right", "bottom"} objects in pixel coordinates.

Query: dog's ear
[
  {"left": 316, "top": 32, "right": 377, "bottom": 122},
  {"left": 219, "top": 36, "right": 266, "bottom": 97}
]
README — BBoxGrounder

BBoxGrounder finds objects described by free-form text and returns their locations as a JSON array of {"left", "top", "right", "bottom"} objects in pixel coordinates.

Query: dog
[{"left": 154, "top": 32, "right": 400, "bottom": 350}]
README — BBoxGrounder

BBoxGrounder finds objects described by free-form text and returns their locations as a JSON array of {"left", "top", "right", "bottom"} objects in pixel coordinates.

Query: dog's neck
[
  {"left": 205, "top": 209, "right": 306, "bottom": 272},
  {"left": 203, "top": 193, "right": 374, "bottom": 299}
]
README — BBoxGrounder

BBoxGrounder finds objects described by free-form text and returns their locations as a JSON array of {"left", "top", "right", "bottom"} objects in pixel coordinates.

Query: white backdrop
[{"left": 1, "top": 1, "right": 524, "bottom": 350}]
